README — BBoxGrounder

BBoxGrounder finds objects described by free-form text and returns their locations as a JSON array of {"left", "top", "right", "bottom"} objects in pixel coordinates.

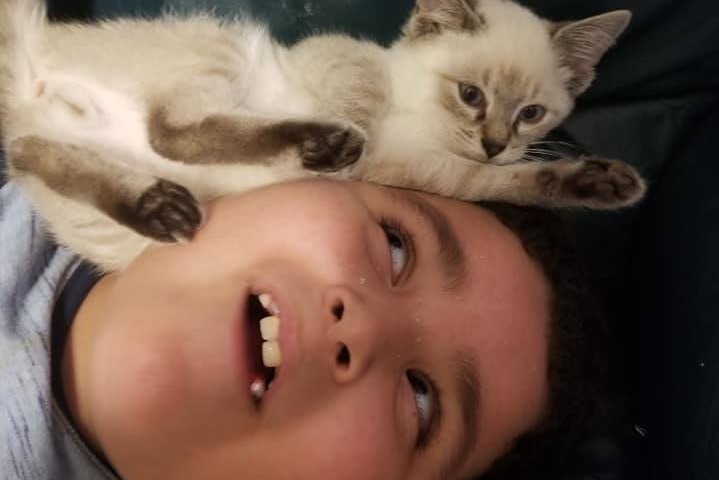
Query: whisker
[
  {"left": 524, "top": 148, "right": 561, "bottom": 156},
  {"left": 523, "top": 149, "right": 563, "bottom": 161},
  {"left": 531, "top": 140, "right": 580, "bottom": 148},
  {"left": 529, "top": 140, "right": 588, "bottom": 158},
  {"left": 520, "top": 154, "right": 547, "bottom": 163}
]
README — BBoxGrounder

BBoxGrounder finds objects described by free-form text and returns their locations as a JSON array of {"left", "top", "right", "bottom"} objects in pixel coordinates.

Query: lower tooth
[{"left": 250, "top": 377, "right": 266, "bottom": 400}]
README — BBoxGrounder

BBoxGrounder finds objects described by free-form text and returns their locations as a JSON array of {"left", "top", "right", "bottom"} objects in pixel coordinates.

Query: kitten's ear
[
  {"left": 551, "top": 10, "right": 631, "bottom": 96},
  {"left": 403, "top": 0, "right": 485, "bottom": 39}
]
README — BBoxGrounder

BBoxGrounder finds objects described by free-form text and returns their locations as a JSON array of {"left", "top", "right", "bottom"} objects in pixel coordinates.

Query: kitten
[{"left": 0, "top": 0, "right": 645, "bottom": 271}]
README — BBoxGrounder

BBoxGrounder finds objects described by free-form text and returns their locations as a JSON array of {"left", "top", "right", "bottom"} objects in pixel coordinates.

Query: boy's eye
[
  {"left": 386, "top": 229, "right": 407, "bottom": 275},
  {"left": 407, "top": 370, "right": 438, "bottom": 448},
  {"left": 380, "top": 219, "right": 414, "bottom": 284}
]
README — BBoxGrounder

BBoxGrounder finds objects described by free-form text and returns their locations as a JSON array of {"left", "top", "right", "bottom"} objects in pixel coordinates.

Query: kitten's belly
[
  {"left": 238, "top": 52, "right": 315, "bottom": 117},
  {"left": 39, "top": 19, "right": 312, "bottom": 118},
  {"left": 241, "top": 79, "right": 314, "bottom": 117},
  {"left": 171, "top": 162, "right": 309, "bottom": 202}
]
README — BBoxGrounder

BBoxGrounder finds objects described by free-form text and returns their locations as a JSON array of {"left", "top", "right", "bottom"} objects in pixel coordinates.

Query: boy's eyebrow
[
  {"left": 389, "top": 190, "right": 469, "bottom": 293},
  {"left": 436, "top": 352, "right": 481, "bottom": 479},
  {"left": 386, "top": 190, "right": 479, "bottom": 475}
]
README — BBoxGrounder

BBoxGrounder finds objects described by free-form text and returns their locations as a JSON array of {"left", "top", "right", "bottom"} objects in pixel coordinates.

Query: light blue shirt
[{"left": 0, "top": 170, "right": 117, "bottom": 479}]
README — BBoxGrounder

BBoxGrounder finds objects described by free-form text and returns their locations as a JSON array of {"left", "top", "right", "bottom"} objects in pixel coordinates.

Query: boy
[{"left": 1, "top": 166, "right": 601, "bottom": 479}]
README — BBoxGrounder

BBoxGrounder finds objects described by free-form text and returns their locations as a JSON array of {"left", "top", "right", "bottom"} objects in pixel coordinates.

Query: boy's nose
[{"left": 322, "top": 285, "right": 397, "bottom": 385}]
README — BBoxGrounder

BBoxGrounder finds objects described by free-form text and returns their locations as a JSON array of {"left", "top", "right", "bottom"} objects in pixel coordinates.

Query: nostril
[
  {"left": 331, "top": 302, "right": 345, "bottom": 321},
  {"left": 336, "top": 344, "right": 350, "bottom": 367}
]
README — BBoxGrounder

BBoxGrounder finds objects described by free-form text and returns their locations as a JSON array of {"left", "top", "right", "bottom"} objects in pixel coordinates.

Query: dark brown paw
[
  {"left": 298, "top": 123, "right": 366, "bottom": 172},
  {"left": 563, "top": 159, "right": 646, "bottom": 208},
  {"left": 132, "top": 180, "right": 203, "bottom": 242}
]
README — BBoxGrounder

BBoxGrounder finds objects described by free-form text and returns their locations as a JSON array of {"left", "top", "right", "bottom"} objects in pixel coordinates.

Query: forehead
[
  {"left": 464, "top": 63, "right": 544, "bottom": 109},
  {"left": 441, "top": 0, "right": 564, "bottom": 97},
  {"left": 426, "top": 195, "right": 550, "bottom": 310},
  {"left": 474, "top": 0, "right": 557, "bottom": 65},
  {"left": 419, "top": 195, "right": 551, "bottom": 474}
]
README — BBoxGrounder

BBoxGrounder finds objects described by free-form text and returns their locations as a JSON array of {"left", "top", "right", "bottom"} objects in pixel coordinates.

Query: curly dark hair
[{"left": 475, "top": 203, "right": 608, "bottom": 480}]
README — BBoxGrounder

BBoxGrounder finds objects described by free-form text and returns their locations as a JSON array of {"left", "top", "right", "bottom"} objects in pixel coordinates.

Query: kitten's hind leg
[
  {"left": 148, "top": 107, "right": 366, "bottom": 172},
  {"left": 8, "top": 135, "right": 203, "bottom": 242}
]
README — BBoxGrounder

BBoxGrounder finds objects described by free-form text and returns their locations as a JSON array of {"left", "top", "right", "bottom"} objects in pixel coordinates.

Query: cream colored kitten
[{"left": 0, "top": 0, "right": 645, "bottom": 271}]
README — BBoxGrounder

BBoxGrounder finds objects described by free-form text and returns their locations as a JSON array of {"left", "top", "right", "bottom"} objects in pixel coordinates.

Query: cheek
[
  {"left": 88, "top": 275, "right": 250, "bottom": 455},
  {"left": 193, "top": 182, "right": 386, "bottom": 287},
  {"left": 165, "top": 385, "right": 411, "bottom": 480},
  {"left": 88, "top": 320, "right": 198, "bottom": 441},
  {"left": 513, "top": 109, "right": 566, "bottom": 143},
  {"left": 88, "top": 319, "right": 189, "bottom": 468},
  {"left": 255, "top": 393, "right": 408, "bottom": 480},
  {"left": 209, "top": 201, "right": 376, "bottom": 284},
  {"left": 513, "top": 125, "right": 546, "bottom": 145}
]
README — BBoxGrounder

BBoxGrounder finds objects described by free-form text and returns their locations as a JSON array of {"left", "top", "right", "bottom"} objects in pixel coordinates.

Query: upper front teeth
[
  {"left": 257, "top": 294, "right": 282, "bottom": 368},
  {"left": 259, "top": 294, "right": 280, "bottom": 315},
  {"left": 259, "top": 313, "right": 282, "bottom": 368},
  {"left": 260, "top": 316, "right": 279, "bottom": 341},
  {"left": 262, "top": 339, "right": 282, "bottom": 368}
]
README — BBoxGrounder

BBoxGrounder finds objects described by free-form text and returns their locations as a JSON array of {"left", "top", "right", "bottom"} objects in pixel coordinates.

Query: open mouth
[{"left": 245, "top": 293, "right": 281, "bottom": 406}]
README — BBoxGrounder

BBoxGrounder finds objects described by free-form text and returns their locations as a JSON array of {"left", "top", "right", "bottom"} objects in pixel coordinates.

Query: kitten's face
[
  {"left": 396, "top": 0, "right": 630, "bottom": 165},
  {"left": 436, "top": 54, "right": 573, "bottom": 165}
]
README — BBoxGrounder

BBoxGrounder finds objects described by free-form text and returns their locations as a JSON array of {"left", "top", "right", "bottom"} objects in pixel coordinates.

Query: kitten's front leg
[
  {"left": 359, "top": 153, "right": 646, "bottom": 209},
  {"left": 8, "top": 136, "right": 203, "bottom": 242},
  {"left": 528, "top": 157, "right": 647, "bottom": 209},
  {"left": 147, "top": 107, "right": 366, "bottom": 172}
]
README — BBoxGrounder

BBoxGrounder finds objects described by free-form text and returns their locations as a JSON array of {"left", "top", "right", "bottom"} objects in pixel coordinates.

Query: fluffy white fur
[{"left": 0, "top": 0, "right": 643, "bottom": 271}]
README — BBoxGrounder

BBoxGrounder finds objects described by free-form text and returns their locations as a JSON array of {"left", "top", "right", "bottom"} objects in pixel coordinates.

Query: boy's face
[{"left": 68, "top": 180, "right": 550, "bottom": 480}]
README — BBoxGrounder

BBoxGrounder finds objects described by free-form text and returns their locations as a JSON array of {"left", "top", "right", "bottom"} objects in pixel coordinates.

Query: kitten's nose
[{"left": 482, "top": 139, "right": 507, "bottom": 158}]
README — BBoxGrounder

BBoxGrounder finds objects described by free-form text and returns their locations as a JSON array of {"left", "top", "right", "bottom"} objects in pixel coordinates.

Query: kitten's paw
[
  {"left": 134, "top": 180, "right": 203, "bottom": 242},
  {"left": 558, "top": 159, "right": 646, "bottom": 208},
  {"left": 298, "top": 122, "right": 366, "bottom": 172}
]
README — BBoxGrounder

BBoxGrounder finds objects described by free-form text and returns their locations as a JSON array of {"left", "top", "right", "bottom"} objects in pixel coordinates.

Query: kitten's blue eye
[
  {"left": 407, "top": 370, "right": 437, "bottom": 447},
  {"left": 518, "top": 104, "right": 546, "bottom": 124},
  {"left": 459, "top": 83, "right": 485, "bottom": 107}
]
